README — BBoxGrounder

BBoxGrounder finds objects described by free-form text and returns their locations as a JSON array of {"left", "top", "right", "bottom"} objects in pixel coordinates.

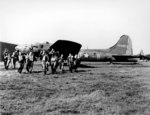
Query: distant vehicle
[
  {"left": 80, "top": 35, "right": 145, "bottom": 63},
  {"left": 136, "top": 50, "right": 150, "bottom": 61}
]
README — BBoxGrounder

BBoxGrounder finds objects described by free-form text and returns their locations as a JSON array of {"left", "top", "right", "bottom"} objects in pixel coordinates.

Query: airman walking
[
  {"left": 26, "top": 50, "right": 34, "bottom": 73},
  {"left": 41, "top": 50, "right": 49, "bottom": 75},
  {"left": 58, "top": 54, "right": 65, "bottom": 73},
  {"left": 18, "top": 51, "right": 25, "bottom": 73},
  {"left": 3, "top": 48, "right": 11, "bottom": 69},
  {"left": 11, "top": 50, "right": 18, "bottom": 69}
]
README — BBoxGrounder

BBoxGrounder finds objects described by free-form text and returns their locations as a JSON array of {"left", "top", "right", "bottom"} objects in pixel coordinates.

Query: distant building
[{"left": 0, "top": 41, "right": 17, "bottom": 61}]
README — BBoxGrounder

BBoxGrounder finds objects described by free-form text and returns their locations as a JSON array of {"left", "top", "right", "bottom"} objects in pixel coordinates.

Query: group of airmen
[{"left": 3, "top": 48, "right": 81, "bottom": 75}]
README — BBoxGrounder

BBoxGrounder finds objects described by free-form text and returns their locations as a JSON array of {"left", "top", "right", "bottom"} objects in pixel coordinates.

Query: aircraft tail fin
[{"left": 109, "top": 35, "right": 133, "bottom": 55}]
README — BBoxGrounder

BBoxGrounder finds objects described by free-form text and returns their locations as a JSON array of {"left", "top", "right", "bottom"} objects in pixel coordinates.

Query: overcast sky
[{"left": 0, "top": 0, "right": 150, "bottom": 54}]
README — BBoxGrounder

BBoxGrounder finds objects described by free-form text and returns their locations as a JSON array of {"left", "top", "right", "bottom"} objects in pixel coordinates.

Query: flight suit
[
  {"left": 42, "top": 54, "right": 49, "bottom": 74},
  {"left": 3, "top": 52, "right": 8, "bottom": 69},
  {"left": 28, "top": 52, "right": 34, "bottom": 73},
  {"left": 58, "top": 54, "right": 64, "bottom": 72},
  {"left": 18, "top": 54, "right": 25, "bottom": 73},
  {"left": 67, "top": 54, "right": 74, "bottom": 72},
  {"left": 11, "top": 51, "right": 18, "bottom": 69},
  {"left": 73, "top": 54, "right": 80, "bottom": 72},
  {"left": 49, "top": 49, "right": 55, "bottom": 64},
  {"left": 6, "top": 54, "right": 11, "bottom": 69}
]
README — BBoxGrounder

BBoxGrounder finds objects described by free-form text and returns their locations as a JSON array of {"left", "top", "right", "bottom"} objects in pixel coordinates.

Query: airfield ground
[{"left": 0, "top": 61, "right": 150, "bottom": 115}]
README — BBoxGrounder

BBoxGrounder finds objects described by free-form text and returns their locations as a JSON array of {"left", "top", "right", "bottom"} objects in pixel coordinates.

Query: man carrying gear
[
  {"left": 3, "top": 48, "right": 9, "bottom": 69},
  {"left": 67, "top": 53, "right": 74, "bottom": 72},
  {"left": 73, "top": 54, "right": 81, "bottom": 72},
  {"left": 5, "top": 53, "right": 11, "bottom": 70},
  {"left": 18, "top": 51, "right": 25, "bottom": 73},
  {"left": 50, "top": 53, "right": 59, "bottom": 74},
  {"left": 41, "top": 50, "right": 49, "bottom": 75},
  {"left": 49, "top": 49, "right": 55, "bottom": 62},
  {"left": 26, "top": 50, "right": 34, "bottom": 73},
  {"left": 3, "top": 48, "right": 11, "bottom": 70},
  {"left": 58, "top": 54, "right": 65, "bottom": 73},
  {"left": 11, "top": 50, "right": 18, "bottom": 69}
]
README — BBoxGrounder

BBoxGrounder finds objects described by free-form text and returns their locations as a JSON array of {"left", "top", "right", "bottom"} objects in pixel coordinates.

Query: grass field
[{"left": 0, "top": 61, "right": 150, "bottom": 115}]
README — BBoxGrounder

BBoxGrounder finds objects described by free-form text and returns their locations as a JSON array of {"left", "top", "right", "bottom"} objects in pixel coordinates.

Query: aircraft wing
[
  {"left": 112, "top": 55, "right": 140, "bottom": 62},
  {"left": 50, "top": 40, "right": 82, "bottom": 59}
]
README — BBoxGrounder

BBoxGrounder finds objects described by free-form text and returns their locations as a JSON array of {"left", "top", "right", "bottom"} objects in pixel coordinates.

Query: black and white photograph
[{"left": 0, "top": 0, "right": 150, "bottom": 115}]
